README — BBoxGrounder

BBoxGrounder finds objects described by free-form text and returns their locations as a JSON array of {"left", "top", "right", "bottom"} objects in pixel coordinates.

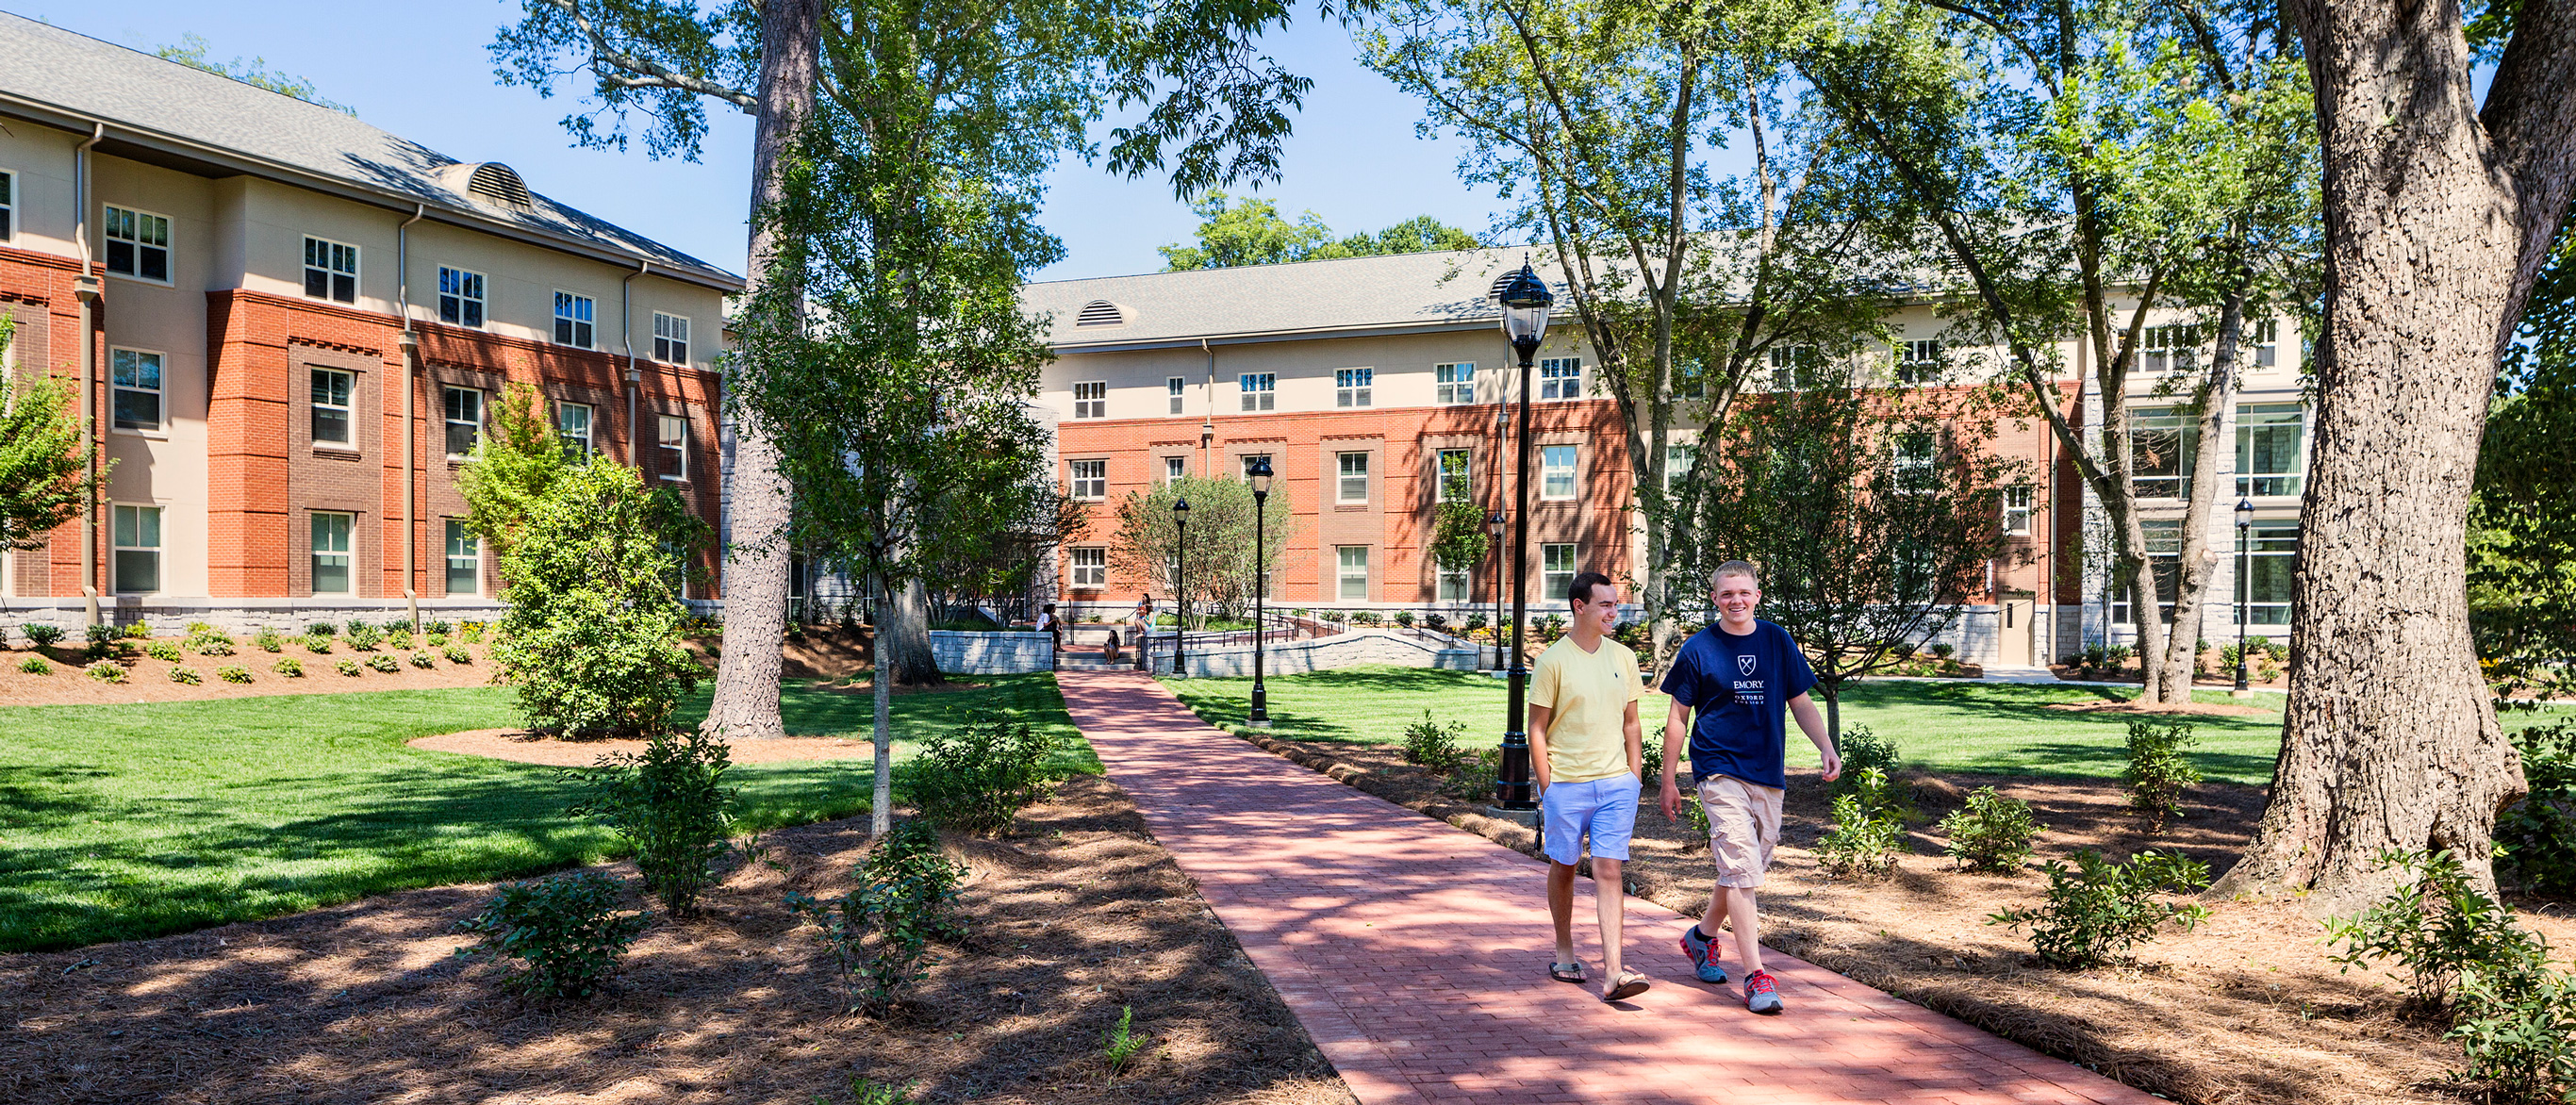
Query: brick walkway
[{"left": 1056, "top": 669, "right": 2159, "bottom": 1105}]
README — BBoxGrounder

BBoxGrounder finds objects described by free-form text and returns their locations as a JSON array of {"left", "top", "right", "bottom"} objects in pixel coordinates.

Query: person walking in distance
[
  {"left": 1129, "top": 597, "right": 1155, "bottom": 672},
  {"left": 1530, "top": 571, "right": 1651, "bottom": 1003},
  {"left": 1658, "top": 560, "right": 1841, "bottom": 1014},
  {"left": 1036, "top": 603, "right": 1061, "bottom": 670}
]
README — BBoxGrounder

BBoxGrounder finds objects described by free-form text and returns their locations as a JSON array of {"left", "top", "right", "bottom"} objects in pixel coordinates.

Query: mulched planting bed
[
  {"left": 1227, "top": 729, "right": 2576, "bottom": 1105},
  {"left": 0, "top": 640, "right": 497, "bottom": 706},
  {"left": 0, "top": 774, "right": 1351, "bottom": 1105}
]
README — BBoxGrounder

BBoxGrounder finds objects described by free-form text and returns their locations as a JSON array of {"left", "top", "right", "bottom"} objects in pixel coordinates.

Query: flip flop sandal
[
  {"left": 1548, "top": 962, "right": 1587, "bottom": 984},
  {"left": 1603, "top": 970, "right": 1651, "bottom": 1002}
]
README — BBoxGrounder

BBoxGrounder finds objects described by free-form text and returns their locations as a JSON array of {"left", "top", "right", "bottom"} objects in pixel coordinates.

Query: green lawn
[{"left": 0, "top": 675, "right": 1082, "bottom": 952}]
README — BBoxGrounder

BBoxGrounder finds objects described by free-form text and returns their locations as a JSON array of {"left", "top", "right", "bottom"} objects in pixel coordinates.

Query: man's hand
[
  {"left": 1660, "top": 777, "right": 1682, "bottom": 820},
  {"left": 1818, "top": 746, "right": 1842, "bottom": 783}
]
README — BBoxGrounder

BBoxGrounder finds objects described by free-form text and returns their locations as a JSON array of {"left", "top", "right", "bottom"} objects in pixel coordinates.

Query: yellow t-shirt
[{"left": 1529, "top": 635, "right": 1645, "bottom": 783}]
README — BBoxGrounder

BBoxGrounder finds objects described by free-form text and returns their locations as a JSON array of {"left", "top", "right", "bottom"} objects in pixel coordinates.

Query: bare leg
[
  {"left": 1548, "top": 862, "right": 1578, "bottom": 966},
  {"left": 1593, "top": 857, "right": 1627, "bottom": 996},
  {"left": 1700, "top": 885, "right": 1730, "bottom": 942},
  {"left": 1723, "top": 886, "right": 1764, "bottom": 975}
]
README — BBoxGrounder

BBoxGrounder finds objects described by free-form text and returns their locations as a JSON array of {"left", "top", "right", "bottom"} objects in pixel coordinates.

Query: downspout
[
  {"left": 74, "top": 123, "right": 103, "bottom": 627},
  {"left": 1199, "top": 338, "right": 1214, "bottom": 477},
  {"left": 397, "top": 204, "right": 424, "bottom": 630},
  {"left": 623, "top": 260, "right": 649, "bottom": 466}
]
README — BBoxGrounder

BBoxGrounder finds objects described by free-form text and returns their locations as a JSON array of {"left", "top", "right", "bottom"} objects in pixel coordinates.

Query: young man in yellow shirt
[{"left": 1528, "top": 570, "right": 1650, "bottom": 1002}]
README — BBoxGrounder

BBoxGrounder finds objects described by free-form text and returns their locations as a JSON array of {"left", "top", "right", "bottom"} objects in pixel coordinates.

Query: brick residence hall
[
  {"left": 0, "top": 13, "right": 740, "bottom": 635},
  {"left": 1023, "top": 251, "right": 2316, "bottom": 669}
]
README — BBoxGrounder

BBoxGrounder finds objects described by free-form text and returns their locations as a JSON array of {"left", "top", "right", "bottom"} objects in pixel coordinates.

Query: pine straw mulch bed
[
  {"left": 1226, "top": 729, "right": 2576, "bottom": 1105},
  {"left": 0, "top": 639, "right": 498, "bottom": 706},
  {"left": 0, "top": 773, "right": 1352, "bottom": 1105}
]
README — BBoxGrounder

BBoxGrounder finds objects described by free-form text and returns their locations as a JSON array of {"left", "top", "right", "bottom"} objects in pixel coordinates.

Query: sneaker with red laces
[
  {"left": 1678, "top": 926, "right": 1727, "bottom": 983},
  {"left": 1743, "top": 969, "right": 1782, "bottom": 1014}
]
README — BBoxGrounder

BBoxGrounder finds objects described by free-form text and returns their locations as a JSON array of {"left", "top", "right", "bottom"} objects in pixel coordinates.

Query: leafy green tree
[
  {"left": 1428, "top": 499, "right": 1489, "bottom": 591},
  {"left": 157, "top": 33, "right": 354, "bottom": 113},
  {"left": 2473, "top": 220, "right": 2576, "bottom": 701},
  {"left": 1157, "top": 193, "right": 1482, "bottom": 270},
  {"left": 455, "top": 382, "right": 570, "bottom": 561},
  {"left": 1107, "top": 474, "right": 1296, "bottom": 623},
  {"left": 0, "top": 318, "right": 107, "bottom": 553},
  {"left": 491, "top": 461, "right": 708, "bottom": 737}
]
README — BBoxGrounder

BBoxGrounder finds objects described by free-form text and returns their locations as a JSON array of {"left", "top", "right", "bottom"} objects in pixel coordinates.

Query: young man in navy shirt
[{"left": 1655, "top": 559, "right": 1842, "bottom": 1014}]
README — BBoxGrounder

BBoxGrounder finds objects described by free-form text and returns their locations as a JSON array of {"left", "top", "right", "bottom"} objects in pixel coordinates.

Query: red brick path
[{"left": 1056, "top": 669, "right": 2160, "bottom": 1105}]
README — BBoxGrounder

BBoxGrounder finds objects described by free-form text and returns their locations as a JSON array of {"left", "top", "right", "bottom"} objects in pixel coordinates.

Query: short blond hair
[{"left": 1710, "top": 560, "right": 1760, "bottom": 588}]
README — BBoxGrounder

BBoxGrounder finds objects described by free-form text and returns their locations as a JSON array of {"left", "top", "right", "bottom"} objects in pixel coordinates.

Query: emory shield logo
[{"left": 1737, "top": 654, "right": 1758, "bottom": 678}]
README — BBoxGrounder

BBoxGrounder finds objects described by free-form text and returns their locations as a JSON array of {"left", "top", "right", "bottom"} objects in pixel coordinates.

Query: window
[
  {"left": 657, "top": 415, "right": 688, "bottom": 480},
  {"left": 2141, "top": 323, "right": 2201, "bottom": 375},
  {"left": 311, "top": 512, "right": 354, "bottom": 595},
  {"left": 1769, "top": 344, "right": 1823, "bottom": 390},
  {"left": 2251, "top": 318, "right": 2280, "bottom": 369},
  {"left": 112, "top": 504, "right": 160, "bottom": 592},
  {"left": 1167, "top": 376, "right": 1187, "bottom": 415},
  {"left": 1071, "top": 547, "right": 1106, "bottom": 587},
  {"left": 1541, "top": 444, "right": 1577, "bottom": 500},
  {"left": 110, "top": 348, "right": 162, "bottom": 431},
  {"left": 0, "top": 170, "right": 12, "bottom": 241},
  {"left": 438, "top": 267, "right": 486, "bottom": 327},
  {"left": 1438, "top": 566, "right": 1472, "bottom": 602},
  {"left": 1337, "top": 546, "right": 1370, "bottom": 602},
  {"left": 1435, "top": 362, "right": 1475, "bottom": 404},
  {"left": 1543, "top": 544, "right": 1577, "bottom": 602},
  {"left": 1240, "top": 372, "right": 1275, "bottom": 412},
  {"left": 2236, "top": 403, "right": 2304, "bottom": 497},
  {"left": 1675, "top": 358, "right": 1707, "bottom": 399},
  {"left": 1897, "top": 338, "right": 1943, "bottom": 385},
  {"left": 2113, "top": 520, "right": 2184, "bottom": 625},
  {"left": 1336, "top": 368, "right": 1374, "bottom": 408},
  {"left": 2002, "top": 486, "right": 2034, "bottom": 536},
  {"left": 2237, "top": 521, "right": 2297, "bottom": 627},
  {"left": 1891, "top": 429, "right": 1937, "bottom": 493},
  {"left": 1070, "top": 459, "right": 1106, "bottom": 501},
  {"left": 1163, "top": 455, "right": 1186, "bottom": 485},
  {"left": 445, "top": 520, "right": 481, "bottom": 595},
  {"left": 1539, "top": 357, "right": 1582, "bottom": 401},
  {"left": 1073, "top": 381, "right": 1106, "bottom": 419},
  {"left": 652, "top": 312, "right": 690, "bottom": 364},
  {"left": 443, "top": 386, "right": 483, "bottom": 457},
  {"left": 1338, "top": 452, "right": 1370, "bottom": 503},
  {"left": 2128, "top": 406, "right": 2196, "bottom": 500},
  {"left": 1240, "top": 454, "right": 1271, "bottom": 479},
  {"left": 303, "top": 236, "right": 358, "bottom": 303},
  {"left": 553, "top": 290, "right": 596, "bottom": 348},
  {"left": 104, "top": 206, "right": 170, "bottom": 282},
  {"left": 557, "top": 402, "right": 594, "bottom": 461},
  {"left": 1665, "top": 443, "right": 1696, "bottom": 486},
  {"left": 1436, "top": 448, "right": 1472, "bottom": 502},
  {"left": 310, "top": 369, "right": 355, "bottom": 447}
]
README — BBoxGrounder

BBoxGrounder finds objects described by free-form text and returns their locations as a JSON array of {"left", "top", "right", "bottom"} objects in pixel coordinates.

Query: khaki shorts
[{"left": 1697, "top": 774, "right": 1784, "bottom": 888}]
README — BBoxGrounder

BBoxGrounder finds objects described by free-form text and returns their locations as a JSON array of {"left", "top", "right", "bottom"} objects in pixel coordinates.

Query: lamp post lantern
[
  {"left": 1494, "top": 261, "right": 1551, "bottom": 816},
  {"left": 1486, "top": 510, "right": 1506, "bottom": 671},
  {"left": 1171, "top": 497, "right": 1191, "bottom": 677},
  {"left": 2233, "top": 497, "right": 2254, "bottom": 697},
  {"left": 1247, "top": 458, "right": 1274, "bottom": 726}
]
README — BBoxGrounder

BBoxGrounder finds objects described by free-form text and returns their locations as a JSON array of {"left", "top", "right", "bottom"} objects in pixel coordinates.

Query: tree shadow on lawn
[{"left": 1927, "top": 741, "right": 2279, "bottom": 788}]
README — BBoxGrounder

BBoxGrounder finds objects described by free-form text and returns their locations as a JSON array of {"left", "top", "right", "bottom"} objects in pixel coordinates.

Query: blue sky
[{"left": 10, "top": 1, "right": 1506, "bottom": 280}]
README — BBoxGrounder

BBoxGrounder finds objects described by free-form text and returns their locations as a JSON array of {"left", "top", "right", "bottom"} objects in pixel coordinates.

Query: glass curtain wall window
[
  {"left": 1435, "top": 362, "right": 1475, "bottom": 404},
  {"left": 1437, "top": 448, "right": 1472, "bottom": 502},
  {"left": 1071, "top": 547, "right": 1106, "bottom": 586},
  {"left": 110, "top": 349, "right": 162, "bottom": 431},
  {"left": 438, "top": 267, "right": 486, "bottom": 327},
  {"left": 1337, "top": 453, "right": 1369, "bottom": 503},
  {"left": 444, "top": 520, "right": 481, "bottom": 595},
  {"left": 1069, "top": 459, "right": 1106, "bottom": 500},
  {"left": 657, "top": 416, "right": 687, "bottom": 479},
  {"left": 1543, "top": 544, "right": 1577, "bottom": 601},
  {"left": 2236, "top": 403, "right": 2305, "bottom": 497},
  {"left": 557, "top": 403, "right": 593, "bottom": 461},
  {"left": 1337, "top": 546, "right": 1369, "bottom": 602},
  {"left": 104, "top": 206, "right": 170, "bottom": 281},
  {"left": 652, "top": 312, "right": 689, "bottom": 364},
  {"left": 443, "top": 387, "right": 483, "bottom": 457},
  {"left": 1167, "top": 376, "right": 1186, "bottom": 415},
  {"left": 1335, "top": 368, "right": 1374, "bottom": 407},
  {"left": 304, "top": 237, "right": 358, "bottom": 303},
  {"left": 112, "top": 504, "right": 160, "bottom": 593},
  {"left": 1539, "top": 357, "right": 1582, "bottom": 400},
  {"left": 2128, "top": 406, "right": 2196, "bottom": 500},
  {"left": 2112, "top": 520, "right": 2184, "bottom": 625},
  {"left": 311, "top": 369, "right": 355, "bottom": 447},
  {"left": 553, "top": 291, "right": 595, "bottom": 348},
  {"left": 2237, "top": 521, "right": 2297, "bottom": 627},
  {"left": 310, "top": 512, "right": 354, "bottom": 595},
  {"left": 1541, "top": 445, "right": 1577, "bottom": 500},
  {"left": 1240, "top": 372, "right": 1275, "bottom": 411}
]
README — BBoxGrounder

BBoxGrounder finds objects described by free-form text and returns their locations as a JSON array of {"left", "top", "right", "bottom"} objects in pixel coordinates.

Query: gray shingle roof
[
  {"left": 1023, "top": 249, "right": 1568, "bottom": 349},
  {"left": 0, "top": 12, "right": 740, "bottom": 289}
]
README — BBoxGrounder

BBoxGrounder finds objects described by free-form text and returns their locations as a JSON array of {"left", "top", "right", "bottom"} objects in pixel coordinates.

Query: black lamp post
[
  {"left": 1247, "top": 457, "right": 1274, "bottom": 726},
  {"left": 1485, "top": 510, "right": 1506, "bottom": 670},
  {"left": 1172, "top": 496, "right": 1191, "bottom": 677},
  {"left": 1494, "top": 261, "right": 1552, "bottom": 815},
  {"left": 2234, "top": 497, "right": 2254, "bottom": 695}
]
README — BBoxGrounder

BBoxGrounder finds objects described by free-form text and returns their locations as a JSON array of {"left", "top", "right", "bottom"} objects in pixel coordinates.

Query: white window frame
[
  {"left": 1665, "top": 442, "right": 1696, "bottom": 486},
  {"left": 553, "top": 290, "right": 596, "bottom": 349},
  {"left": 103, "top": 205, "right": 172, "bottom": 284},
  {"left": 112, "top": 503, "right": 162, "bottom": 594},
  {"left": 310, "top": 368, "right": 355, "bottom": 449},
  {"left": 1543, "top": 544, "right": 1577, "bottom": 602},
  {"left": 1891, "top": 429, "right": 1938, "bottom": 493},
  {"left": 444, "top": 519, "right": 482, "bottom": 596},
  {"left": 109, "top": 347, "right": 165, "bottom": 434},
  {"left": 1337, "top": 452, "right": 1370, "bottom": 504},
  {"left": 1069, "top": 458, "right": 1107, "bottom": 501},
  {"left": 2002, "top": 485, "right": 2034, "bottom": 536},
  {"left": 1897, "top": 338, "right": 1943, "bottom": 386},
  {"left": 2141, "top": 323, "right": 2201, "bottom": 375},
  {"left": 657, "top": 415, "right": 689, "bottom": 481},
  {"left": 2251, "top": 318, "right": 2280, "bottom": 369},
  {"left": 1435, "top": 448, "right": 1472, "bottom": 503},
  {"left": 2113, "top": 520, "right": 2184, "bottom": 626},
  {"left": 1240, "top": 372, "right": 1276, "bottom": 412},
  {"left": 311, "top": 511, "right": 355, "bottom": 595},
  {"left": 1071, "top": 546, "right": 1107, "bottom": 587},
  {"left": 652, "top": 312, "right": 691, "bottom": 365},
  {"left": 1072, "top": 380, "right": 1107, "bottom": 420},
  {"left": 2236, "top": 402, "right": 2305, "bottom": 498},
  {"left": 1336, "top": 545, "right": 1370, "bottom": 602},
  {"left": 2128, "top": 405, "right": 2196, "bottom": 501},
  {"left": 1335, "top": 367, "right": 1374, "bottom": 408},
  {"left": 1437, "top": 565, "right": 1472, "bottom": 603},
  {"left": 557, "top": 402, "right": 594, "bottom": 461},
  {"left": 1162, "top": 455, "right": 1187, "bottom": 486},
  {"left": 442, "top": 386, "right": 484, "bottom": 458},
  {"left": 1435, "top": 362, "right": 1475, "bottom": 404},
  {"left": 1540, "top": 444, "right": 1577, "bottom": 500},
  {"left": 1167, "top": 376, "right": 1187, "bottom": 415},
  {"left": 2237, "top": 520, "right": 2297, "bottom": 628},
  {"left": 438, "top": 266, "right": 487, "bottom": 328},
  {"left": 0, "top": 169, "right": 13, "bottom": 242},
  {"left": 303, "top": 235, "right": 359, "bottom": 304},
  {"left": 1539, "top": 357, "right": 1582, "bottom": 401},
  {"left": 1768, "top": 345, "right": 1820, "bottom": 391}
]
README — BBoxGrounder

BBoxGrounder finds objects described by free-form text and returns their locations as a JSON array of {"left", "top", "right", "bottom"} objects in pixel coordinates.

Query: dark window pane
[
  {"left": 439, "top": 295, "right": 460, "bottom": 324},
  {"left": 114, "top": 550, "right": 158, "bottom": 593},
  {"left": 447, "top": 421, "right": 477, "bottom": 456},
  {"left": 107, "top": 239, "right": 133, "bottom": 274},
  {"left": 464, "top": 301, "right": 483, "bottom": 328},
  {"left": 140, "top": 247, "right": 167, "bottom": 282},
  {"left": 113, "top": 390, "right": 159, "bottom": 431},
  {"left": 333, "top": 272, "right": 355, "bottom": 302},
  {"left": 306, "top": 268, "right": 328, "bottom": 297},
  {"left": 313, "top": 407, "right": 350, "bottom": 445}
]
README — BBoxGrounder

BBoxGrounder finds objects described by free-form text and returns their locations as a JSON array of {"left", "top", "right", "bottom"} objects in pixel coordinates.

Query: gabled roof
[
  {"left": 1023, "top": 249, "right": 1568, "bottom": 351},
  {"left": 0, "top": 12, "right": 742, "bottom": 290}
]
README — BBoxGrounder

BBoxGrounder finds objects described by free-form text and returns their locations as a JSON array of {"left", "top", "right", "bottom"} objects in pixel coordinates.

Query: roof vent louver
[
  {"left": 466, "top": 163, "right": 532, "bottom": 208},
  {"left": 1075, "top": 300, "right": 1126, "bottom": 327},
  {"left": 1489, "top": 272, "right": 1518, "bottom": 302}
]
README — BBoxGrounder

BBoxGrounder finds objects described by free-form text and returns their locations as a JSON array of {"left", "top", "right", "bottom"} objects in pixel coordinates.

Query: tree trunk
[
  {"left": 882, "top": 576, "right": 945, "bottom": 686},
  {"left": 702, "top": 0, "right": 822, "bottom": 742},
  {"left": 872, "top": 590, "right": 894, "bottom": 837},
  {"left": 2215, "top": 0, "right": 2576, "bottom": 911},
  {"left": 2155, "top": 293, "right": 2247, "bottom": 702}
]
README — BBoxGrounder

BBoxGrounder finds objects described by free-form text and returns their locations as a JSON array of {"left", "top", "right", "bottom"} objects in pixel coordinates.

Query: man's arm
[
  {"left": 1527, "top": 704, "right": 1555, "bottom": 791},
  {"left": 1787, "top": 692, "right": 1841, "bottom": 782},
  {"left": 1623, "top": 699, "right": 1643, "bottom": 778},
  {"left": 1659, "top": 697, "right": 1692, "bottom": 819}
]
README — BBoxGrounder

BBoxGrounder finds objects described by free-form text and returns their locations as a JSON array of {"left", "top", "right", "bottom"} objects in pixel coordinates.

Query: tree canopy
[
  {"left": 157, "top": 34, "right": 354, "bottom": 114},
  {"left": 1157, "top": 192, "right": 1482, "bottom": 270},
  {"left": 0, "top": 318, "right": 105, "bottom": 554}
]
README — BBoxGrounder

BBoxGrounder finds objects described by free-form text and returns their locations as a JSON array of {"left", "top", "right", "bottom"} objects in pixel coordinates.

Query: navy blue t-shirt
[{"left": 1660, "top": 619, "right": 1818, "bottom": 790}]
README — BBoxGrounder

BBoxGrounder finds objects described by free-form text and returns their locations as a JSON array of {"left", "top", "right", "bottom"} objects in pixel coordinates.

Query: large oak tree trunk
[
  {"left": 2216, "top": 0, "right": 2576, "bottom": 912},
  {"left": 702, "top": 0, "right": 822, "bottom": 742}
]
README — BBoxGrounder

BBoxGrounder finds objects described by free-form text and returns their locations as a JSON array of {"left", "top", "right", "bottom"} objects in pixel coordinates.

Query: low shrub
[
  {"left": 272, "top": 657, "right": 305, "bottom": 677},
  {"left": 186, "top": 620, "right": 214, "bottom": 635},
  {"left": 217, "top": 666, "right": 254, "bottom": 684},
  {"left": 1424, "top": 612, "right": 1449, "bottom": 634},
  {"left": 1987, "top": 849, "right": 2212, "bottom": 968},
  {"left": 1537, "top": 613, "right": 1565, "bottom": 642},
  {"left": 168, "top": 667, "right": 202, "bottom": 685},
  {"left": 2122, "top": 719, "right": 2202, "bottom": 833},
  {"left": 425, "top": 618, "right": 454, "bottom": 635},
  {"left": 1401, "top": 710, "right": 1466, "bottom": 767},
  {"left": 784, "top": 818, "right": 966, "bottom": 1017},
  {"left": 1439, "top": 746, "right": 1504, "bottom": 801},
  {"left": 461, "top": 621, "right": 487, "bottom": 643},
  {"left": 1351, "top": 610, "right": 1383, "bottom": 627},
  {"left": 1464, "top": 612, "right": 1489, "bottom": 632},
  {"left": 366, "top": 653, "right": 402, "bottom": 673},
  {"left": 2499, "top": 721, "right": 2576, "bottom": 898},
  {"left": 335, "top": 658, "right": 363, "bottom": 677},
  {"left": 902, "top": 711, "right": 1057, "bottom": 837},
  {"left": 1930, "top": 641, "right": 1956, "bottom": 659},
  {"left": 568, "top": 728, "right": 738, "bottom": 917},
  {"left": 410, "top": 651, "right": 438, "bottom": 668},
  {"left": 2448, "top": 963, "right": 2576, "bottom": 1104},
  {"left": 2105, "top": 643, "right": 2134, "bottom": 665},
  {"left": 302, "top": 633, "right": 334, "bottom": 654},
  {"left": 121, "top": 621, "right": 152, "bottom": 639},
  {"left": 1394, "top": 610, "right": 1415, "bottom": 628},
  {"left": 25, "top": 623, "right": 65, "bottom": 648},
  {"left": 1816, "top": 767, "right": 1905, "bottom": 879},
  {"left": 84, "top": 624, "right": 120, "bottom": 662},
  {"left": 2325, "top": 848, "right": 2550, "bottom": 1012},
  {"left": 1103, "top": 1005, "right": 1149, "bottom": 1082},
  {"left": 305, "top": 621, "right": 338, "bottom": 636},
  {"left": 454, "top": 869, "right": 650, "bottom": 998},
  {"left": 142, "top": 639, "right": 183, "bottom": 662},
  {"left": 19, "top": 655, "right": 49, "bottom": 674},
  {"left": 427, "top": 632, "right": 451, "bottom": 648},
  {"left": 86, "top": 660, "right": 126, "bottom": 684},
  {"left": 1938, "top": 787, "right": 2044, "bottom": 872},
  {"left": 1831, "top": 726, "right": 1902, "bottom": 801},
  {"left": 346, "top": 621, "right": 385, "bottom": 651},
  {"left": 186, "top": 627, "right": 236, "bottom": 655},
  {"left": 254, "top": 627, "right": 285, "bottom": 652},
  {"left": 388, "top": 628, "right": 415, "bottom": 650},
  {"left": 444, "top": 645, "right": 472, "bottom": 664}
]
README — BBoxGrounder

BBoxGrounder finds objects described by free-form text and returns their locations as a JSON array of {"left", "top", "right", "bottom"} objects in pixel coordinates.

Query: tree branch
[{"left": 537, "top": 0, "right": 758, "bottom": 110}]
